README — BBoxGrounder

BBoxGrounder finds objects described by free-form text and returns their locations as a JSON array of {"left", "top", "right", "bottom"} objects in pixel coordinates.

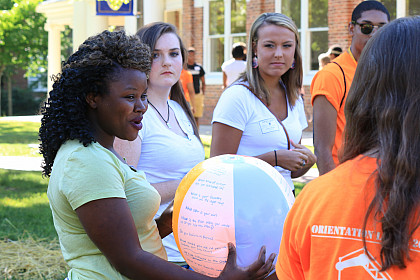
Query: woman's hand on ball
[{"left": 218, "top": 243, "right": 276, "bottom": 280}]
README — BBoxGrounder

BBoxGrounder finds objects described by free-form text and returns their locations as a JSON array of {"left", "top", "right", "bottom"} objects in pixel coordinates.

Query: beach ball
[{"left": 173, "top": 154, "right": 294, "bottom": 277}]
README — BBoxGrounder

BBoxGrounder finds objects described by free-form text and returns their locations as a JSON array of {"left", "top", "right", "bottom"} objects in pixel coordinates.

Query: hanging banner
[{"left": 96, "top": 0, "right": 134, "bottom": 16}]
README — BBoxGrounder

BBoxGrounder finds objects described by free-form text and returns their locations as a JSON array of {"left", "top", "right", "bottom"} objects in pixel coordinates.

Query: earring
[
  {"left": 252, "top": 55, "right": 258, "bottom": 68},
  {"left": 291, "top": 59, "right": 296, "bottom": 69}
]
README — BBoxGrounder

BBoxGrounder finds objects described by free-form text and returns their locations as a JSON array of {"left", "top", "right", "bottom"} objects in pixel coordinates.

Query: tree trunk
[{"left": 7, "top": 73, "right": 12, "bottom": 116}]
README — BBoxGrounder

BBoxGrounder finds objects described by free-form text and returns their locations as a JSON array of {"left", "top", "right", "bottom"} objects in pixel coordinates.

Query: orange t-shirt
[
  {"left": 276, "top": 155, "right": 420, "bottom": 279},
  {"left": 310, "top": 52, "right": 357, "bottom": 166},
  {"left": 180, "top": 69, "right": 193, "bottom": 102}
]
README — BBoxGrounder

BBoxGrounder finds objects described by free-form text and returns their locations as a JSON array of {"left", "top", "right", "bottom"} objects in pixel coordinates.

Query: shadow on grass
[
  {"left": 0, "top": 204, "right": 58, "bottom": 241},
  {"left": 0, "top": 122, "right": 40, "bottom": 144},
  {"left": 0, "top": 170, "right": 48, "bottom": 198},
  {"left": 0, "top": 170, "right": 57, "bottom": 241}
]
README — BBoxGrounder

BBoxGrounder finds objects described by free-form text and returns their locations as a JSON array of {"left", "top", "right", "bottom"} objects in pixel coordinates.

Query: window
[
  {"left": 280, "top": 0, "right": 328, "bottom": 73},
  {"left": 407, "top": 0, "right": 420, "bottom": 15},
  {"left": 308, "top": 0, "right": 328, "bottom": 71},
  {"left": 382, "top": 0, "right": 397, "bottom": 19},
  {"left": 202, "top": 0, "right": 418, "bottom": 84},
  {"left": 206, "top": 0, "right": 246, "bottom": 72},
  {"left": 381, "top": 0, "right": 420, "bottom": 18},
  {"left": 280, "top": 0, "right": 300, "bottom": 29}
]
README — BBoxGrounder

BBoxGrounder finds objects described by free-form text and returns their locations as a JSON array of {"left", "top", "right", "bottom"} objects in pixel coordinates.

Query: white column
[
  {"left": 143, "top": 0, "right": 165, "bottom": 24},
  {"left": 396, "top": 0, "right": 406, "bottom": 18},
  {"left": 45, "top": 23, "right": 65, "bottom": 93},
  {"left": 72, "top": 0, "right": 87, "bottom": 52},
  {"left": 224, "top": 0, "right": 231, "bottom": 61},
  {"left": 125, "top": 0, "right": 138, "bottom": 34},
  {"left": 203, "top": 0, "right": 210, "bottom": 69},
  {"left": 274, "top": 0, "right": 280, "bottom": 13},
  {"left": 301, "top": 0, "right": 310, "bottom": 77},
  {"left": 72, "top": 0, "right": 108, "bottom": 52},
  {"left": 86, "top": 0, "right": 108, "bottom": 36}
]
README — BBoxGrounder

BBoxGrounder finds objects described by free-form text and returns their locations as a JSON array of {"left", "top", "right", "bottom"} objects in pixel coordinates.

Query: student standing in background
[
  {"left": 311, "top": 1, "right": 389, "bottom": 175},
  {"left": 221, "top": 43, "right": 247, "bottom": 89},
  {"left": 187, "top": 47, "right": 206, "bottom": 128}
]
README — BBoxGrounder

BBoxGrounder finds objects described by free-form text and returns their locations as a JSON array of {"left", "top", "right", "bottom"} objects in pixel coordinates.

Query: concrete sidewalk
[
  {"left": 0, "top": 156, "right": 43, "bottom": 172},
  {"left": 0, "top": 116, "right": 319, "bottom": 183}
]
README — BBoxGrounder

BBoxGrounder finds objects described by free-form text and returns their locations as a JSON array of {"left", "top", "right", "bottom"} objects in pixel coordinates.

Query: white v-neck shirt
[
  {"left": 212, "top": 81, "right": 307, "bottom": 189},
  {"left": 138, "top": 99, "right": 204, "bottom": 262}
]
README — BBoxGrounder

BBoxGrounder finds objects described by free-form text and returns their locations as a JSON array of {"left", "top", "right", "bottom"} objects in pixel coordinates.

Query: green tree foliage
[
  {"left": 0, "top": 0, "right": 14, "bottom": 9},
  {"left": 0, "top": 0, "right": 48, "bottom": 75},
  {"left": 0, "top": 0, "right": 48, "bottom": 115}
]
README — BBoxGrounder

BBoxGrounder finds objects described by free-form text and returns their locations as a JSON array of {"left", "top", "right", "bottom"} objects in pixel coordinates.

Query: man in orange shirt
[
  {"left": 311, "top": 1, "right": 389, "bottom": 175},
  {"left": 179, "top": 67, "right": 195, "bottom": 113}
]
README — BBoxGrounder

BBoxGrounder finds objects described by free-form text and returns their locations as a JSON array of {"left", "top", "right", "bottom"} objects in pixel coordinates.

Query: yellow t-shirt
[
  {"left": 276, "top": 155, "right": 420, "bottom": 279},
  {"left": 47, "top": 140, "right": 166, "bottom": 280},
  {"left": 310, "top": 52, "right": 357, "bottom": 166}
]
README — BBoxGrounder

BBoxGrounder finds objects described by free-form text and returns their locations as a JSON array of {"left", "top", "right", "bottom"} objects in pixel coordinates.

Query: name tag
[{"left": 259, "top": 119, "right": 279, "bottom": 134}]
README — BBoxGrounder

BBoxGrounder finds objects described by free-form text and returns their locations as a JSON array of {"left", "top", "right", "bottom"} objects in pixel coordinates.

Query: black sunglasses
[{"left": 352, "top": 21, "right": 384, "bottom": 35}]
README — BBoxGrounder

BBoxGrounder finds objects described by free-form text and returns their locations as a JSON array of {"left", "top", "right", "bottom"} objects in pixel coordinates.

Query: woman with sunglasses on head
[
  {"left": 211, "top": 13, "right": 316, "bottom": 195},
  {"left": 40, "top": 29, "right": 274, "bottom": 280},
  {"left": 277, "top": 16, "right": 420, "bottom": 279}
]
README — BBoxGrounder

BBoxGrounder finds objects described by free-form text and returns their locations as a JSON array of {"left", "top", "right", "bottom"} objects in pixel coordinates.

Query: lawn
[
  {"left": 0, "top": 120, "right": 41, "bottom": 157},
  {"left": 0, "top": 118, "right": 309, "bottom": 279},
  {"left": 0, "top": 120, "right": 68, "bottom": 279},
  {"left": 0, "top": 169, "right": 54, "bottom": 240}
]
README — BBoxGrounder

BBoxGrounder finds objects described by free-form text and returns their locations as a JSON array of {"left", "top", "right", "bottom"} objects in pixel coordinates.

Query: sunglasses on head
[{"left": 352, "top": 21, "right": 384, "bottom": 35}]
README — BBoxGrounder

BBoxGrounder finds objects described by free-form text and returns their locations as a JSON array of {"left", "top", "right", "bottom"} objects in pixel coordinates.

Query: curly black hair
[{"left": 39, "top": 30, "right": 151, "bottom": 177}]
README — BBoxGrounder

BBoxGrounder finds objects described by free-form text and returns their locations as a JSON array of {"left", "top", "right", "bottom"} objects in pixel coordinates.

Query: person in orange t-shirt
[
  {"left": 277, "top": 16, "right": 420, "bottom": 280},
  {"left": 179, "top": 67, "right": 195, "bottom": 113},
  {"left": 311, "top": 1, "right": 389, "bottom": 175}
]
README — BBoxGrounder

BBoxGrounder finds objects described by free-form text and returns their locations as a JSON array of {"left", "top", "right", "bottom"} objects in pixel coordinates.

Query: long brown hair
[
  {"left": 239, "top": 13, "right": 302, "bottom": 106},
  {"left": 342, "top": 16, "right": 420, "bottom": 271},
  {"left": 136, "top": 22, "right": 200, "bottom": 140}
]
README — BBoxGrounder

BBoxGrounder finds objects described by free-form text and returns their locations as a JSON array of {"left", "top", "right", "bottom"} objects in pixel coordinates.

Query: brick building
[
  {"left": 38, "top": 0, "right": 419, "bottom": 127},
  {"left": 178, "top": 0, "right": 418, "bottom": 127}
]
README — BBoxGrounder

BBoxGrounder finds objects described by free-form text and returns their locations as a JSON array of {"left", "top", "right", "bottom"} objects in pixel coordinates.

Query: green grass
[
  {"left": 0, "top": 120, "right": 69, "bottom": 279},
  {"left": 0, "top": 169, "right": 55, "bottom": 241},
  {"left": 0, "top": 143, "right": 41, "bottom": 157},
  {"left": 0, "top": 121, "right": 40, "bottom": 143},
  {"left": 201, "top": 135, "right": 211, "bottom": 159},
  {"left": 0, "top": 121, "right": 41, "bottom": 157},
  {"left": 293, "top": 182, "right": 305, "bottom": 196},
  {"left": 0, "top": 169, "right": 68, "bottom": 279}
]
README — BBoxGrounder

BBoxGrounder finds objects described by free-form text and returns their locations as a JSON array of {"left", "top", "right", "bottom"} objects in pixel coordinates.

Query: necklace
[{"left": 148, "top": 100, "right": 171, "bottom": 129}]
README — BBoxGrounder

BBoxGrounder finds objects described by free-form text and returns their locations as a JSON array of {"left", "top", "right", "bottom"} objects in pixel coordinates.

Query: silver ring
[{"left": 301, "top": 159, "right": 306, "bottom": 167}]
